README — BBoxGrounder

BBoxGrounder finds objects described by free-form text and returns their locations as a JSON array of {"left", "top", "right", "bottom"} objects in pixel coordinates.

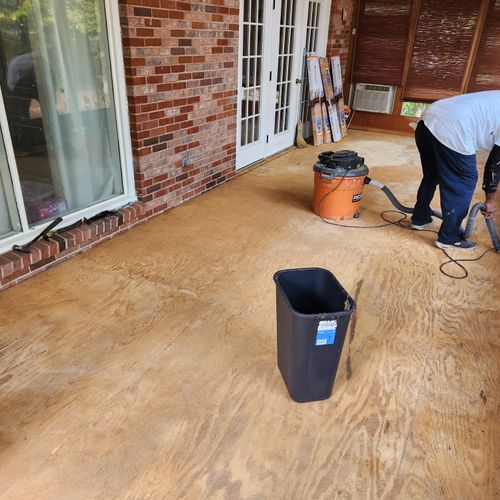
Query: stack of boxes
[{"left": 306, "top": 55, "right": 347, "bottom": 146}]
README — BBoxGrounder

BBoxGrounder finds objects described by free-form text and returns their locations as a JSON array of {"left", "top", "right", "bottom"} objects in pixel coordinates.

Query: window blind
[
  {"left": 353, "top": 0, "right": 412, "bottom": 86},
  {"left": 403, "top": 0, "right": 483, "bottom": 102},
  {"left": 467, "top": 0, "right": 500, "bottom": 92}
]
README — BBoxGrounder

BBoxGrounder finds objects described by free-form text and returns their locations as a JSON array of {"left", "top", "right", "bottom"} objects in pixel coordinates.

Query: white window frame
[{"left": 0, "top": 0, "right": 136, "bottom": 255}]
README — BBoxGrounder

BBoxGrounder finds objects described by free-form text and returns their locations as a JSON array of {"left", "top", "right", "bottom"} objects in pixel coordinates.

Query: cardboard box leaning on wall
[{"left": 331, "top": 56, "right": 347, "bottom": 137}]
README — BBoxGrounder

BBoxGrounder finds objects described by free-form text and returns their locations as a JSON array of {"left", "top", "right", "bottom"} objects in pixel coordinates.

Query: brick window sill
[{"left": 0, "top": 202, "right": 145, "bottom": 291}]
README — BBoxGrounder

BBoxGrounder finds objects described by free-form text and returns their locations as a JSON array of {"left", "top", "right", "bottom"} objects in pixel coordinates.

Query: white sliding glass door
[{"left": 0, "top": 0, "right": 133, "bottom": 253}]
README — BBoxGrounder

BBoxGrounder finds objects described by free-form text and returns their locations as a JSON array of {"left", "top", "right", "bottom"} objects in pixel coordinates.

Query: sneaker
[
  {"left": 435, "top": 239, "right": 477, "bottom": 251},
  {"left": 411, "top": 220, "right": 433, "bottom": 230}
]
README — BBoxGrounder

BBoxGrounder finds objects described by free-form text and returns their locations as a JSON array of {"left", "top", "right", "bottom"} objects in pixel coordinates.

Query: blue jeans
[{"left": 412, "top": 121, "right": 478, "bottom": 244}]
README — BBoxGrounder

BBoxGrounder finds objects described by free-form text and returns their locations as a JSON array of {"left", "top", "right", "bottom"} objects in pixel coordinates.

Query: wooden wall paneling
[{"left": 348, "top": 115, "right": 415, "bottom": 136}]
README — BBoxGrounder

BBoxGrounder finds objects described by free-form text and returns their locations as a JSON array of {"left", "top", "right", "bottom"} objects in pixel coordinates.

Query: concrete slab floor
[{"left": 0, "top": 130, "right": 498, "bottom": 499}]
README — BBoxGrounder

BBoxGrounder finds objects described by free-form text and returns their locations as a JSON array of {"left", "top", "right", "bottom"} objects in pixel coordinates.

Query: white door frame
[{"left": 236, "top": 0, "right": 331, "bottom": 170}]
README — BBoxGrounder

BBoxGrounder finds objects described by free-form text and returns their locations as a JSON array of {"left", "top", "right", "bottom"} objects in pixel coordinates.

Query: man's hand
[{"left": 482, "top": 193, "right": 497, "bottom": 219}]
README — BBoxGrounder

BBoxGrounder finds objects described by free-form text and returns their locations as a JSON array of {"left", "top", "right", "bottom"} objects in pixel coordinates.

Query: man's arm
[{"left": 482, "top": 144, "right": 500, "bottom": 219}]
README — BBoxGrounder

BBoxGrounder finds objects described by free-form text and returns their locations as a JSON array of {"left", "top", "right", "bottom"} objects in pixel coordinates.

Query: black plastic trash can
[{"left": 273, "top": 268, "right": 356, "bottom": 403}]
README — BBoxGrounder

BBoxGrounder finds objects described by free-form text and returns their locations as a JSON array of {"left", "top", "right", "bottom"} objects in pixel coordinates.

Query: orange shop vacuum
[{"left": 313, "top": 150, "right": 369, "bottom": 220}]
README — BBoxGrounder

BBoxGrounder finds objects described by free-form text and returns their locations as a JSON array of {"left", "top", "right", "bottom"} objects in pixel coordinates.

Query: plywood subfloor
[{"left": 0, "top": 131, "right": 498, "bottom": 499}]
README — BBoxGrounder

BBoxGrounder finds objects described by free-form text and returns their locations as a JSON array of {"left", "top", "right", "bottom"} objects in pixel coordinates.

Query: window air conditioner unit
[{"left": 352, "top": 83, "right": 396, "bottom": 114}]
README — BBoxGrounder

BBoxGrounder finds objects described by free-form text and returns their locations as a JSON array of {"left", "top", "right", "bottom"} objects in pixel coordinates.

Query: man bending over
[{"left": 411, "top": 90, "right": 499, "bottom": 250}]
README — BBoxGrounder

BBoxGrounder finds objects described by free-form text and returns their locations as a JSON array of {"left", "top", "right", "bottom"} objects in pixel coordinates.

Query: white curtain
[{"left": 27, "top": 0, "right": 122, "bottom": 212}]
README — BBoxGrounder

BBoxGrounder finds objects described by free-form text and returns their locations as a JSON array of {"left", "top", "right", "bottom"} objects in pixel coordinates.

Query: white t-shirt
[{"left": 421, "top": 90, "right": 500, "bottom": 155}]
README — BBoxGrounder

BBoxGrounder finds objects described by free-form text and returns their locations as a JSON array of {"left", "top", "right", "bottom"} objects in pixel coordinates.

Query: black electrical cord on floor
[
  {"left": 438, "top": 248, "right": 494, "bottom": 280},
  {"left": 317, "top": 180, "right": 494, "bottom": 280}
]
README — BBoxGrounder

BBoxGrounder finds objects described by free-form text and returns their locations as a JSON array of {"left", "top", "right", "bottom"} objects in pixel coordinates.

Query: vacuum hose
[
  {"left": 364, "top": 176, "right": 442, "bottom": 217},
  {"left": 366, "top": 178, "right": 413, "bottom": 214},
  {"left": 465, "top": 203, "right": 500, "bottom": 252},
  {"left": 364, "top": 176, "right": 500, "bottom": 253}
]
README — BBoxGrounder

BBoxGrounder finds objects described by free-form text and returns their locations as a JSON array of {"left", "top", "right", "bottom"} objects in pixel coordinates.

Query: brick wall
[
  {"left": 120, "top": 0, "right": 239, "bottom": 216},
  {"left": 1, "top": 0, "right": 361, "bottom": 293},
  {"left": 327, "top": 0, "right": 355, "bottom": 84},
  {"left": 0, "top": 0, "right": 241, "bottom": 292}
]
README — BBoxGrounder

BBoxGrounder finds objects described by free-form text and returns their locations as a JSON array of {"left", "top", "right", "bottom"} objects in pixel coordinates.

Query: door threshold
[{"left": 236, "top": 146, "right": 296, "bottom": 176}]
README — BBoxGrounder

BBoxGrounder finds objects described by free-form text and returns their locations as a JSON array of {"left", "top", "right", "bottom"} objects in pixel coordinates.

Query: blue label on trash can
[{"left": 316, "top": 320, "right": 337, "bottom": 346}]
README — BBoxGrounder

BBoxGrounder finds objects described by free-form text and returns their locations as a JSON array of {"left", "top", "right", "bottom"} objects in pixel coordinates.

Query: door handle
[{"left": 295, "top": 78, "right": 302, "bottom": 84}]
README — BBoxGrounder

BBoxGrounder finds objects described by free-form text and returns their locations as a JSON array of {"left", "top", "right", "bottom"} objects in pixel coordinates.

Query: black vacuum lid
[{"left": 314, "top": 150, "right": 368, "bottom": 178}]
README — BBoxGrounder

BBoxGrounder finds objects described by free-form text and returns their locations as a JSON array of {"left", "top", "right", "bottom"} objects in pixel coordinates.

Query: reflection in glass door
[{"left": 0, "top": 0, "right": 123, "bottom": 225}]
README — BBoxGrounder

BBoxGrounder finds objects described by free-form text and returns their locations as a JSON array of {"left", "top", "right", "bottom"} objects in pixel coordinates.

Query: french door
[{"left": 236, "top": 0, "right": 331, "bottom": 169}]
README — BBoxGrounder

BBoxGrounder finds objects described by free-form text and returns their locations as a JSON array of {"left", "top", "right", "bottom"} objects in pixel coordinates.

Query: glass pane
[
  {"left": 244, "top": 0, "right": 250, "bottom": 22},
  {"left": 251, "top": 0, "right": 258, "bottom": 23},
  {"left": 0, "top": 0, "right": 123, "bottom": 225},
  {"left": 241, "top": 88, "right": 248, "bottom": 118},
  {"left": 0, "top": 128, "right": 21, "bottom": 237},
  {"left": 241, "top": 119, "right": 247, "bottom": 146},
  {"left": 249, "top": 58, "right": 255, "bottom": 87},
  {"left": 247, "top": 116, "right": 253, "bottom": 144},
  {"left": 254, "top": 87, "right": 260, "bottom": 115},
  {"left": 243, "top": 25, "right": 249, "bottom": 56},
  {"left": 255, "top": 56, "right": 262, "bottom": 86},
  {"left": 253, "top": 114, "right": 259, "bottom": 141},
  {"left": 401, "top": 101, "right": 430, "bottom": 117},
  {"left": 243, "top": 58, "right": 249, "bottom": 88},
  {"left": 249, "top": 24, "right": 255, "bottom": 56},
  {"left": 257, "top": 25, "right": 263, "bottom": 55},
  {"left": 248, "top": 91, "right": 255, "bottom": 117}
]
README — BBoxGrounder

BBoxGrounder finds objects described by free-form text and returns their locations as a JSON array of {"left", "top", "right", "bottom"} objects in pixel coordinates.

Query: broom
[{"left": 296, "top": 120, "right": 308, "bottom": 148}]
